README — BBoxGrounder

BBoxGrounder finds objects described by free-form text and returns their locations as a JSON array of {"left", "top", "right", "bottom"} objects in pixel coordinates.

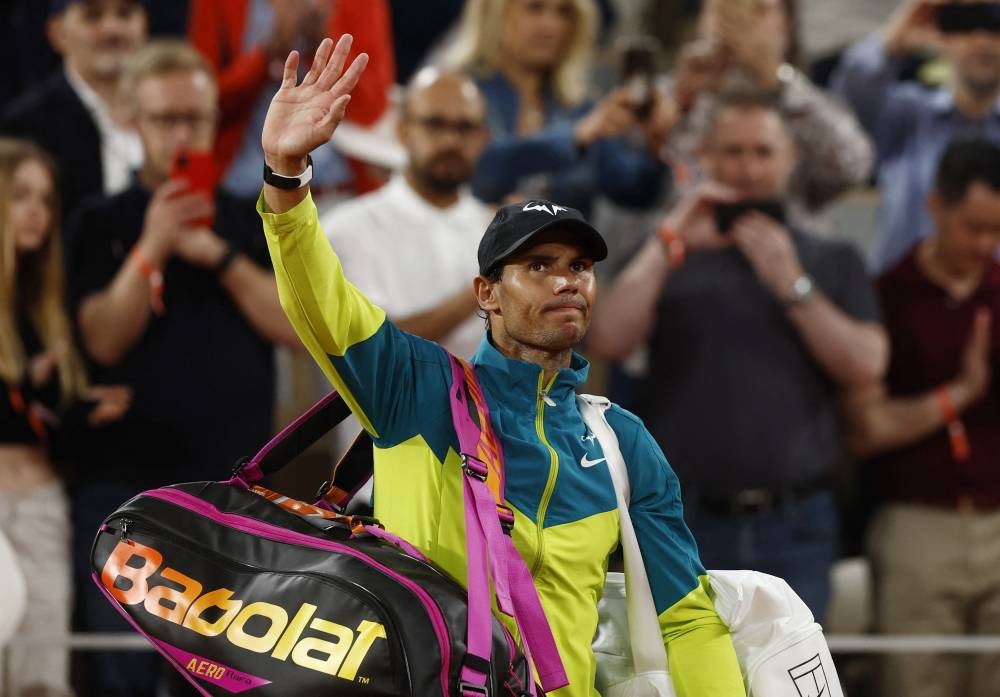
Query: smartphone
[
  {"left": 619, "top": 36, "right": 661, "bottom": 121},
  {"left": 170, "top": 150, "right": 216, "bottom": 229},
  {"left": 935, "top": 3, "right": 1000, "bottom": 34},
  {"left": 714, "top": 200, "right": 786, "bottom": 234}
]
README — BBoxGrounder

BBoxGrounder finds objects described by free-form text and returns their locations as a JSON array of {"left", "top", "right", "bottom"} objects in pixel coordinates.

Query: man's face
[
  {"left": 932, "top": 181, "right": 1000, "bottom": 275},
  {"left": 699, "top": 105, "right": 796, "bottom": 201},
  {"left": 943, "top": 1, "right": 1000, "bottom": 97},
  {"left": 133, "top": 70, "right": 218, "bottom": 184},
  {"left": 477, "top": 229, "right": 597, "bottom": 354},
  {"left": 399, "top": 76, "right": 489, "bottom": 195},
  {"left": 48, "top": 0, "right": 147, "bottom": 83}
]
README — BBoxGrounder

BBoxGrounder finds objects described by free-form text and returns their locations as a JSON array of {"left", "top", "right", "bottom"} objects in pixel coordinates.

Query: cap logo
[{"left": 522, "top": 202, "right": 568, "bottom": 216}]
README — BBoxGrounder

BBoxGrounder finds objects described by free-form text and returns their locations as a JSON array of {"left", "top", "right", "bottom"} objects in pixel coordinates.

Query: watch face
[{"left": 793, "top": 275, "right": 814, "bottom": 300}]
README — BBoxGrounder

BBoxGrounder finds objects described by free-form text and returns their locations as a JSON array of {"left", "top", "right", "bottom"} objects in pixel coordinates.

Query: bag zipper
[{"left": 140, "top": 487, "right": 454, "bottom": 696}]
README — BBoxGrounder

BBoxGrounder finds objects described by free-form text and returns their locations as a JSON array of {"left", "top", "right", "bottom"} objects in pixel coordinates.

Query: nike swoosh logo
[{"left": 580, "top": 455, "right": 606, "bottom": 468}]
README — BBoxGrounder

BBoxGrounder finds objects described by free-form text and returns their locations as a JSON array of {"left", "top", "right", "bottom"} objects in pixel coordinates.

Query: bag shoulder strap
[
  {"left": 576, "top": 394, "right": 668, "bottom": 675},
  {"left": 448, "top": 355, "right": 567, "bottom": 695}
]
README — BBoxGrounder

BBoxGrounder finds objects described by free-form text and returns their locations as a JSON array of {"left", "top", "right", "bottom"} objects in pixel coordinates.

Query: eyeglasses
[
  {"left": 138, "top": 111, "right": 217, "bottom": 131},
  {"left": 406, "top": 115, "right": 486, "bottom": 137}
]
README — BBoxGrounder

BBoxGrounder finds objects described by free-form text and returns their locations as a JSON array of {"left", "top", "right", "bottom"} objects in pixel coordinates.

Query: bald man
[{"left": 319, "top": 68, "right": 493, "bottom": 358}]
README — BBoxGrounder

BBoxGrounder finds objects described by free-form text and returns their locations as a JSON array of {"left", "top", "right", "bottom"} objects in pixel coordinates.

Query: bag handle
[
  {"left": 238, "top": 390, "right": 354, "bottom": 482},
  {"left": 578, "top": 394, "right": 669, "bottom": 676}
]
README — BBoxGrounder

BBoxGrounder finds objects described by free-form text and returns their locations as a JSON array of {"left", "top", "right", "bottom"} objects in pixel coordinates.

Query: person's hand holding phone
[
  {"left": 137, "top": 179, "right": 215, "bottom": 266},
  {"left": 573, "top": 88, "right": 639, "bottom": 148},
  {"left": 662, "top": 181, "right": 740, "bottom": 252},
  {"left": 730, "top": 211, "right": 804, "bottom": 300},
  {"left": 673, "top": 39, "right": 728, "bottom": 113},
  {"left": 884, "top": 0, "right": 947, "bottom": 57}
]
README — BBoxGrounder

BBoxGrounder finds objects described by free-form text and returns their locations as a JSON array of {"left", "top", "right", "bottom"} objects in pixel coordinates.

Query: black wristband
[
  {"left": 213, "top": 245, "right": 239, "bottom": 276},
  {"left": 263, "top": 154, "right": 314, "bottom": 190}
]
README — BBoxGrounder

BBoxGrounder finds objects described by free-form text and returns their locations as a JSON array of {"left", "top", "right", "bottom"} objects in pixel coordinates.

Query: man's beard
[{"left": 413, "top": 155, "right": 470, "bottom": 195}]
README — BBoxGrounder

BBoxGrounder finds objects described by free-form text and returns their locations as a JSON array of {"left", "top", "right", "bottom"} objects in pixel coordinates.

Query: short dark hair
[
  {"left": 935, "top": 139, "right": 1000, "bottom": 206},
  {"left": 702, "top": 88, "right": 786, "bottom": 144}
]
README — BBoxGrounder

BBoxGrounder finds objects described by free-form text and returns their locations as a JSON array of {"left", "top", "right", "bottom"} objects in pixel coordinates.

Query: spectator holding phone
[
  {"left": 65, "top": 41, "right": 299, "bottom": 697},
  {"left": 589, "top": 90, "right": 887, "bottom": 620},
  {"left": 832, "top": 0, "right": 1000, "bottom": 271},
  {"left": 842, "top": 139, "right": 1000, "bottom": 697},
  {"left": 669, "top": 0, "right": 873, "bottom": 233},
  {"left": 444, "top": 0, "right": 675, "bottom": 216},
  {"left": 0, "top": 138, "right": 130, "bottom": 697}
]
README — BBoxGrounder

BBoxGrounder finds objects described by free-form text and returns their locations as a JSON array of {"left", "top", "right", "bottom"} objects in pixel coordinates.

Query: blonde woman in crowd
[
  {"left": 0, "top": 138, "right": 129, "bottom": 697},
  {"left": 446, "top": 0, "right": 675, "bottom": 216}
]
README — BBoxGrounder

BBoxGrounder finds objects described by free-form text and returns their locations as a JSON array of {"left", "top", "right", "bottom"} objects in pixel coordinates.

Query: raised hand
[
  {"left": 662, "top": 181, "right": 739, "bottom": 252},
  {"left": 261, "top": 35, "right": 369, "bottom": 175},
  {"left": 953, "top": 308, "right": 993, "bottom": 410},
  {"left": 884, "top": 0, "right": 946, "bottom": 57},
  {"left": 730, "top": 212, "right": 804, "bottom": 300},
  {"left": 138, "top": 180, "right": 215, "bottom": 266}
]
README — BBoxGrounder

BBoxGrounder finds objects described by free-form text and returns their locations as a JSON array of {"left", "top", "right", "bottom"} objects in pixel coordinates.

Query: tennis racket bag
[{"left": 90, "top": 356, "right": 568, "bottom": 696}]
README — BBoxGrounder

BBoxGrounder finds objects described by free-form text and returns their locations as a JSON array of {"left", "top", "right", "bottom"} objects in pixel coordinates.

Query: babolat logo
[{"left": 101, "top": 539, "right": 387, "bottom": 683}]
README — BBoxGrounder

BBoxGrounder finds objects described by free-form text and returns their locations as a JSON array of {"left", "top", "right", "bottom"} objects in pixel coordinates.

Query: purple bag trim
[
  {"left": 92, "top": 572, "right": 213, "bottom": 697},
  {"left": 143, "top": 487, "right": 453, "bottom": 695}
]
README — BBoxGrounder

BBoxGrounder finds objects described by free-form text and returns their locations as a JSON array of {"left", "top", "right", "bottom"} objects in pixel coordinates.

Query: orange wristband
[
  {"left": 935, "top": 385, "right": 971, "bottom": 462},
  {"left": 658, "top": 224, "right": 686, "bottom": 269},
  {"left": 130, "top": 247, "right": 165, "bottom": 316}
]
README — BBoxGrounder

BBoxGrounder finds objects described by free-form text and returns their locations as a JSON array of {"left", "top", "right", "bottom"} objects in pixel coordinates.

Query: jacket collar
[{"left": 471, "top": 334, "right": 590, "bottom": 407}]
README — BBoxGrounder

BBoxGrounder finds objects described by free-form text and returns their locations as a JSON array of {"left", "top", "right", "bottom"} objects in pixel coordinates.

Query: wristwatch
[
  {"left": 785, "top": 274, "right": 815, "bottom": 307},
  {"left": 262, "top": 155, "right": 313, "bottom": 190}
]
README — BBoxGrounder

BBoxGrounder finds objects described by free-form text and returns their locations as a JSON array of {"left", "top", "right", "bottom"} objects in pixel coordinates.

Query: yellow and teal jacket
[{"left": 259, "top": 192, "right": 745, "bottom": 697}]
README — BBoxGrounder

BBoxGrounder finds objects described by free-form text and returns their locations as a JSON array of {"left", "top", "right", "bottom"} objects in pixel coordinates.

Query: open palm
[{"left": 261, "top": 35, "right": 369, "bottom": 169}]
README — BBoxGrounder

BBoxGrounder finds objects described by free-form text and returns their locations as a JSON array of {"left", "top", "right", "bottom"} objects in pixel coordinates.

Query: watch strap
[{"left": 263, "top": 155, "right": 314, "bottom": 190}]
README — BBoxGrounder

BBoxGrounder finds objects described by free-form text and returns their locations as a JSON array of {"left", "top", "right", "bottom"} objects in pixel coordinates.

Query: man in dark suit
[{"left": 0, "top": 0, "right": 147, "bottom": 221}]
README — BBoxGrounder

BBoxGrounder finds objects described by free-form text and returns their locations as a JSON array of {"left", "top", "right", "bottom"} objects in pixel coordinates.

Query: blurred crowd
[{"left": 0, "top": 1, "right": 999, "bottom": 696}]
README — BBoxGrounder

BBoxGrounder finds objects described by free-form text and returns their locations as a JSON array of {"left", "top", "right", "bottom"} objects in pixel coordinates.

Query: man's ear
[
  {"left": 473, "top": 276, "right": 500, "bottom": 314},
  {"left": 928, "top": 190, "right": 946, "bottom": 229},
  {"left": 46, "top": 16, "right": 66, "bottom": 56}
]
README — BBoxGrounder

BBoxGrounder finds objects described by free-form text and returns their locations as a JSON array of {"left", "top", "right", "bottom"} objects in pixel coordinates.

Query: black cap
[{"left": 478, "top": 200, "right": 608, "bottom": 276}]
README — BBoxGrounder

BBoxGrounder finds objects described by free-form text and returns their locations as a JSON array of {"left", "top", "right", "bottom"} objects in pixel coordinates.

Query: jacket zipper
[{"left": 530, "top": 371, "right": 560, "bottom": 576}]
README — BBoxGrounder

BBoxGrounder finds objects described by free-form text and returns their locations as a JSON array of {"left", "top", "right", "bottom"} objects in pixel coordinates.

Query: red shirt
[
  {"left": 187, "top": 0, "right": 395, "bottom": 192},
  {"left": 874, "top": 249, "right": 1000, "bottom": 504}
]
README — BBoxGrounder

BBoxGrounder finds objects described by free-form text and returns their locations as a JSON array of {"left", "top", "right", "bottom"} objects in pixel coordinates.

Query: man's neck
[
  {"left": 952, "top": 79, "right": 1000, "bottom": 121},
  {"left": 917, "top": 237, "right": 988, "bottom": 300},
  {"left": 490, "top": 333, "right": 573, "bottom": 384},
  {"left": 66, "top": 63, "right": 119, "bottom": 109},
  {"left": 404, "top": 170, "right": 460, "bottom": 209}
]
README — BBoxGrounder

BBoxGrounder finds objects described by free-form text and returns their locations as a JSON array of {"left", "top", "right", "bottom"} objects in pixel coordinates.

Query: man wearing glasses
[{"left": 65, "top": 40, "right": 299, "bottom": 697}]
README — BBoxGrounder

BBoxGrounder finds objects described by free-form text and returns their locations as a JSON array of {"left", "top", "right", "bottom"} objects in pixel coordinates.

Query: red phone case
[{"left": 170, "top": 150, "right": 216, "bottom": 229}]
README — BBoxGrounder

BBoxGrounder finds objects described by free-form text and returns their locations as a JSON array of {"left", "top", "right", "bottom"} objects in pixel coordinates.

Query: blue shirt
[
  {"left": 472, "top": 73, "right": 669, "bottom": 215},
  {"left": 831, "top": 35, "right": 1000, "bottom": 272}
]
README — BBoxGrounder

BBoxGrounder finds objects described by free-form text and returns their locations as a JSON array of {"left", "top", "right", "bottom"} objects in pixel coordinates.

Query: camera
[{"left": 935, "top": 3, "right": 1000, "bottom": 34}]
